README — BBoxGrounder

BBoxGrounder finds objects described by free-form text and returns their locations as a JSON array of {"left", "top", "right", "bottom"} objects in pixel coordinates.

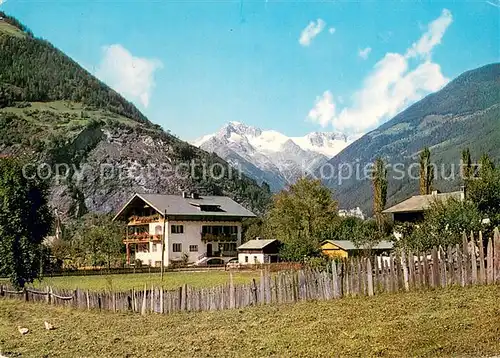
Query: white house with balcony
[{"left": 113, "top": 192, "right": 256, "bottom": 266}]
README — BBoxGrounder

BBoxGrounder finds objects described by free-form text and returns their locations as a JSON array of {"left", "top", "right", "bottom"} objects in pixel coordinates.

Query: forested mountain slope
[
  {"left": 321, "top": 63, "right": 500, "bottom": 215},
  {"left": 0, "top": 13, "right": 271, "bottom": 218}
]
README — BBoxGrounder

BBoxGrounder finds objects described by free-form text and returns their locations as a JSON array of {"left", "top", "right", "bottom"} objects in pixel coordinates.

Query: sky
[{"left": 1, "top": 0, "right": 499, "bottom": 141}]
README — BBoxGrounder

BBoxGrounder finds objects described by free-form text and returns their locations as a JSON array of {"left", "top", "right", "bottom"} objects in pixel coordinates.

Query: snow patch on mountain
[{"left": 193, "top": 122, "right": 353, "bottom": 191}]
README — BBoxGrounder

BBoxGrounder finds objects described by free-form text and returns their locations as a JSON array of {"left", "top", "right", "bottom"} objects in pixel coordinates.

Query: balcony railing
[
  {"left": 201, "top": 233, "right": 238, "bottom": 242},
  {"left": 128, "top": 214, "right": 162, "bottom": 225},
  {"left": 197, "top": 251, "right": 238, "bottom": 260},
  {"left": 123, "top": 234, "right": 163, "bottom": 243}
]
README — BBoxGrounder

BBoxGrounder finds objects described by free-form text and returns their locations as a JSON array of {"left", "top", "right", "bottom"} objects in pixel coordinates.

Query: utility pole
[{"left": 161, "top": 209, "right": 167, "bottom": 280}]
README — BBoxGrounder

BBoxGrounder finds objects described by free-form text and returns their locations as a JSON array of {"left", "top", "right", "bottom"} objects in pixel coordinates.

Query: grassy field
[
  {"left": 27, "top": 270, "right": 261, "bottom": 291},
  {"left": 1, "top": 285, "right": 499, "bottom": 357},
  {"left": 0, "top": 21, "right": 26, "bottom": 38}
]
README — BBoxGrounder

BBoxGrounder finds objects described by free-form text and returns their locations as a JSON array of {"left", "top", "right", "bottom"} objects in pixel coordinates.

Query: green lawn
[
  {"left": 0, "top": 285, "right": 499, "bottom": 357},
  {"left": 29, "top": 270, "right": 261, "bottom": 292}
]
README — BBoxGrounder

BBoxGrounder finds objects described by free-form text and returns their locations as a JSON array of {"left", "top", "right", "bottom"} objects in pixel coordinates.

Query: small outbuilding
[
  {"left": 321, "top": 240, "right": 394, "bottom": 259},
  {"left": 237, "top": 239, "right": 281, "bottom": 264}
]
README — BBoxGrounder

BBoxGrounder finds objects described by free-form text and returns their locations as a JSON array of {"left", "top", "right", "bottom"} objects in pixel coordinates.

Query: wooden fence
[{"left": 1, "top": 229, "right": 499, "bottom": 315}]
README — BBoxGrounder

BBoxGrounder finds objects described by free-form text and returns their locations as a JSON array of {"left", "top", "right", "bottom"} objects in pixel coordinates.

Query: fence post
[
  {"left": 478, "top": 231, "right": 486, "bottom": 284},
  {"left": 439, "top": 246, "right": 447, "bottom": 287},
  {"left": 160, "top": 288, "right": 164, "bottom": 314},
  {"left": 74, "top": 289, "right": 78, "bottom": 308},
  {"left": 332, "top": 261, "right": 340, "bottom": 299},
  {"left": 367, "top": 258, "right": 374, "bottom": 296},
  {"left": 494, "top": 228, "right": 500, "bottom": 283},
  {"left": 431, "top": 247, "right": 439, "bottom": 288},
  {"left": 462, "top": 232, "right": 470, "bottom": 285},
  {"left": 447, "top": 245, "right": 455, "bottom": 286},
  {"left": 141, "top": 285, "right": 147, "bottom": 315},
  {"left": 407, "top": 251, "right": 414, "bottom": 290},
  {"left": 422, "top": 253, "right": 429, "bottom": 288},
  {"left": 182, "top": 284, "right": 188, "bottom": 311},
  {"left": 259, "top": 270, "right": 265, "bottom": 304},
  {"left": 401, "top": 251, "right": 409, "bottom": 291},
  {"left": 456, "top": 244, "right": 465, "bottom": 287},
  {"left": 470, "top": 232, "right": 478, "bottom": 285},
  {"left": 487, "top": 237, "right": 494, "bottom": 284},
  {"left": 229, "top": 272, "right": 235, "bottom": 309}
]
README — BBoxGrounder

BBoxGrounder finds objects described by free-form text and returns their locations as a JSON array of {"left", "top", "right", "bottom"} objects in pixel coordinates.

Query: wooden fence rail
[{"left": 1, "top": 228, "right": 499, "bottom": 315}]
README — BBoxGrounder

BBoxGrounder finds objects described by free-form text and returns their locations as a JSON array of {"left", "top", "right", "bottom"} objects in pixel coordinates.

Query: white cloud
[
  {"left": 406, "top": 9, "right": 453, "bottom": 59},
  {"left": 307, "top": 9, "right": 452, "bottom": 134},
  {"left": 358, "top": 47, "right": 372, "bottom": 60},
  {"left": 307, "top": 91, "right": 336, "bottom": 127},
  {"left": 299, "top": 19, "right": 326, "bottom": 46},
  {"left": 328, "top": 27, "right": 336, "bottom": 34},
  {"left": 486, "top": 0, "right": 500, "bottom": 8},
  {"left": 0, "top": 0, "right": 7, "bottom": 5},
  {"left": 96, "top": 44, "right": 163, "bottom": 108}
]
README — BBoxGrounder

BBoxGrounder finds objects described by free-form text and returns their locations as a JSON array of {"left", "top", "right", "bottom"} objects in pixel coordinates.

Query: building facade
[{"left": 114, "top": 192, "right": 255, "bottom": 266}]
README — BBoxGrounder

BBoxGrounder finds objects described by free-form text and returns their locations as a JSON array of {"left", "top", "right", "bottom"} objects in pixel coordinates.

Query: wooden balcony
[
  {"left": 123, "top": 234, "right": 163, "bottom": 244},
  {"left": 201, "top": 233, "right": 238, "bottom": 242},
  {"left": 127, "top": 214, "right": 162, "bottom": 226}
]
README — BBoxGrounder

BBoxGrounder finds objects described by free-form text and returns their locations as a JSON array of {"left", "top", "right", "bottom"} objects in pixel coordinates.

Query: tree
[
  {"left": 267, "top": 178, "right": 338, "bottom": 261},
  {"left": 0, "top": 158, "right": 53, "bottom": 288},
  {"left": 242, "top": 217, "right": 265, "bottom": 242},
  {"left": 478, "top": 153, "right": 495, "bottom": 178},
  {"left": 467, "top": 158, "right": 500, "bottom": 226},
  {"left": 261, "top": 181, "right": 271, "bottom": 195},
  {"left": 419, "top": 147, "right": 434, "bottom": 195},
  {"left": 399, "top": 198, "right": 483, "bottom": 251},
  {"left": 372, "top": 157, "right": 388, "bottom": 230},
  {"left": 61, "top": 214, "right": 124, "bottom": 268},
  {"left": 461, "top": 148, "right": 472, "bottom": 182}
]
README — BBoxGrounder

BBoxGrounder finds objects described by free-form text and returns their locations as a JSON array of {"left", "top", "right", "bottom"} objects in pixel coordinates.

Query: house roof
[
  {"left": 113, "top": 193, "right": 256, "bottom": 220},
  {"left": 238, "top": 239, "right": 277, "bottom": 250},
  {"left": 382, "top": 191, "right": 463, "bottom": 214},
  {"left": 321, "top": 240, "right": 394, "bottom": 251}
]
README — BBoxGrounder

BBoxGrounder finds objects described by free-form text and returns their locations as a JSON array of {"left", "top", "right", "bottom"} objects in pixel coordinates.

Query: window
[
  {"left": 201, "top": 225, "right": 238, "bottom": 235},
  {"left": 173, "top": 243, "right": 182, "bottom": 252},
  {"left": 137, "top": 243, "right": 149, "bottom": 253},
  {"left": 189, "top": 245, "right": 198, "bottom": 252},
  {"left": 152, "top": 243, "right": 157, "bottom": 252},
  {"left": 171, "top": 225, "right": 184, "bottom": 234},
  {"left": 245, "top": 256, "right": 248, "bottom": 263}
]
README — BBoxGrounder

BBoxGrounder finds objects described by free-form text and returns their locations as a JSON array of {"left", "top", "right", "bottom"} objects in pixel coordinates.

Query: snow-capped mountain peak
[{"left": 193, "top": 122, "right": 354, "bottom": 191}]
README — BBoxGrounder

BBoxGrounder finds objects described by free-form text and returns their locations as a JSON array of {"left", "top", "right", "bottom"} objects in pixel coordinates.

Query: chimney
[
  {"left": 182, "top": 191, "right": 189, "bottom": 199},
  {"left": 431, "top": 190, "right": 439, "bottom": 196},
  {"left": 191, "top": 192, "right": 200, "bottom": 199},
  {"left": 460, "top": 185, "right": 466, "bottom": 201}
]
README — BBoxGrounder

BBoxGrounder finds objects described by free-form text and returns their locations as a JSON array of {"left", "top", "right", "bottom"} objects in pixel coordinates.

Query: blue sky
[{"left": 2, "top": 0, "right": 499, "bottom": 140}]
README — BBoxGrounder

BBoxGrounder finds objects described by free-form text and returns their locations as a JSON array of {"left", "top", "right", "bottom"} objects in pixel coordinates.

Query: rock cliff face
[{"left": 0, "top": 15, "right": 271, "bottom": 219}]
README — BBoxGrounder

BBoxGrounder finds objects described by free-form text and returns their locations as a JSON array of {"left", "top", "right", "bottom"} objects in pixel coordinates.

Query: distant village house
[
  {"left": 382, "top": 190, "right": 464, "bottom": 224},
  {"left": 321, "top": 240, "right": 394, "bottom": 259}
]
